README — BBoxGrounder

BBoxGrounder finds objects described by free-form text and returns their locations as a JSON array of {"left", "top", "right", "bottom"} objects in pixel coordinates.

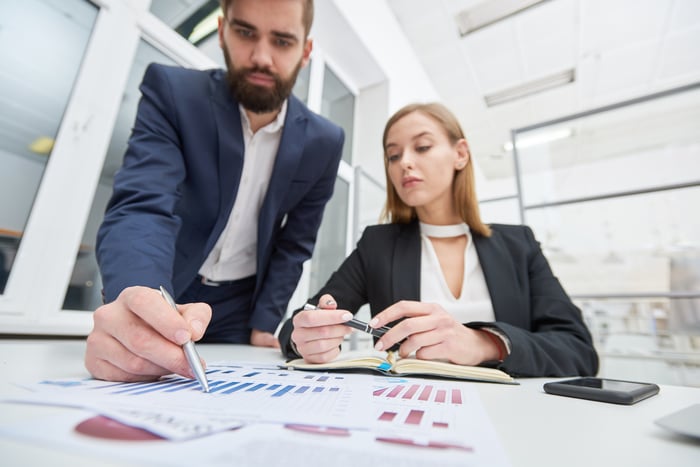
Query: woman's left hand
[{"left": 370, "top": 300, "right": 501, "bottom": 365}]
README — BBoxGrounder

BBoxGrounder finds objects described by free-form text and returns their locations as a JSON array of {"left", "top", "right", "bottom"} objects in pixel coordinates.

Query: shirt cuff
[
  {"left": 479, "top": 326, "right": 512, "bottom": 360},
  {"left": 288, "top": 337, "right": 302, "bottom": 359}
]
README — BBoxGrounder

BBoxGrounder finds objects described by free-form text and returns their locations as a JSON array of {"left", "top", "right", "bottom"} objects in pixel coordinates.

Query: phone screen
[
  {"left": 544, "top": 377, "right": 660, "bottom": 405},
  {"left": 561, "top": 377, "right": 650, "bottom": 391}
]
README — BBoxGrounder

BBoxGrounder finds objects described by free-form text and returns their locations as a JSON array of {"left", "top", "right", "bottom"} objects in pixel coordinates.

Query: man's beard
[{"left": 223, "top": 45, "right": 302, "bottom": 114}]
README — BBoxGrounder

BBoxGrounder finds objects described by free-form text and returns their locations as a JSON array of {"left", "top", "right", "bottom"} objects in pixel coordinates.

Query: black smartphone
[{"left": 543, "top": 377, "right": 659, "bottom": 405}]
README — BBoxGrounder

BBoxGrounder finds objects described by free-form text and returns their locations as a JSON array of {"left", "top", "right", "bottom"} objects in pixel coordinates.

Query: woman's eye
[
  {"left": 416, "top": 145, "right": 431, "bottom": 153},
  {"left": 387, "top": 154, "right": 400, "bottom": 163}
]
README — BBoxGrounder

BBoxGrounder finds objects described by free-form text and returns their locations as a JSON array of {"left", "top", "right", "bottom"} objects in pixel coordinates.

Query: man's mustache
[{"left": 242, "top": 67, "right": 277, "bottom": 80}]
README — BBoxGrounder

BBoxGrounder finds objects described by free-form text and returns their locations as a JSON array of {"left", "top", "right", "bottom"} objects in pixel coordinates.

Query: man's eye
[
  {"left": 236, "top": 28, "right": 254, "bottom": 38},
  {"left": 274, "top": 38, "right": 292, "bottom": 47}
]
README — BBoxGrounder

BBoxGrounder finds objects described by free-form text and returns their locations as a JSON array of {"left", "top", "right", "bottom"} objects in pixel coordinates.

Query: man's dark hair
[{"left": 219, "top": 0, "right": 314, "bottom": 37}]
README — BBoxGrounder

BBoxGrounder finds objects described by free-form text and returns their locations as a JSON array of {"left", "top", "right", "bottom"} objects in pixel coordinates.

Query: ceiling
[
  {"left": 150, "top": 0, "right": 700, "bottom": 180},
  {"left": 5, "top": 0, "right": 698, "bottom": 185},
  {"left": 384, "top": 0, "right": 700, "bottom": 178}
]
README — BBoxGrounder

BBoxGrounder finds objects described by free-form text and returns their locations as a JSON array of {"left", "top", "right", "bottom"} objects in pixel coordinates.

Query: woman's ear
[{"left": 455, "top": 138, "right": 470, "bottom": 170}]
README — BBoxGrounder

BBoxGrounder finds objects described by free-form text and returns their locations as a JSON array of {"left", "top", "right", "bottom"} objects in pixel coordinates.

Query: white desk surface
[{"left": 1, "top": 339, "right": 698, "bottom": 467}]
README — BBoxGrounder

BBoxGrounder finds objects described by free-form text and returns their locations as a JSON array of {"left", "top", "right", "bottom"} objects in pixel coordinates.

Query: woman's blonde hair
[{"left": 380, "top": 102, "right": 491, "bottom": 237}]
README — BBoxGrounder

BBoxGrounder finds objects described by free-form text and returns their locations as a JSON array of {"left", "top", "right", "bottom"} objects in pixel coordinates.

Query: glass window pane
[
  {"left": 479, "top": 197, "right": 521, "bottom": 225},
  {"left": 149, "top": 0, "right": 219, "bottom": 42},
  {"left": 474, "top": 152, "right": 518, "bottom": 200},
  {"left": 321, "top": 67, "right": 355, "bottom": 164},
  {"left": 309, "top": 178, "right": 349, "bottom": 294},
  {"left": 577, "top": 296, "right": 700, "bottom": 386},
  {"left": 516, "top": 87, "right": 700, "bottom": 206},
  {"left": 356, "top": 170, "right": 385, "bottom": 235},
  {"left": 525, "top": 186, "right": 700, "bottom": 296},
  {"left": 292, "top": 63, "right": 311, "bottom": 105},
  {"left": 62, "top": 41, "right": 177, "bottom": 311},
  {"left": 0, "top": 0, "right": 98, "bottom": 295}
]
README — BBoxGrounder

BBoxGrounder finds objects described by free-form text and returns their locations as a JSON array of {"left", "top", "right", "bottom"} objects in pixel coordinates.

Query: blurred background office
[{"left": 0, "top": 0, "right": 698, "bottom": 386}]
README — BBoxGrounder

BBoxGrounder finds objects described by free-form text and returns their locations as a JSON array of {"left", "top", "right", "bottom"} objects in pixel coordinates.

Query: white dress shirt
[
  {"left": 419, "top": 222, "right": 495, "bottom": 322},
  {"left": 198, "top": 101, "right": 287, "bottom": 282},
  {"left": 419, "top": 222, "right": 511, "bottom": 357}
]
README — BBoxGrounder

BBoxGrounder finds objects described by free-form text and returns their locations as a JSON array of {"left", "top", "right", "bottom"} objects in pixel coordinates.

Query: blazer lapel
[
  {"left": 207, "top": 72, "right": 245, "bottom": 253},
  {"left": 473, "top": 231, "right": 525, "bottom": 326},
  {"left": 392, "top": 221, "right": 421, "bottom": 302},
  {"left": 257, "top": 97, "right": 307, "bottom": 249}
]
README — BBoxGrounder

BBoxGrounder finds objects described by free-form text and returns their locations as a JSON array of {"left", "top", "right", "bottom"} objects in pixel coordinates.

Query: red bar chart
[
  {"left": 373, "top": 382, "right": 464, "bottom": 405},
  {"left": 371, "top": 378, "right": 475, "bottom": 451}
]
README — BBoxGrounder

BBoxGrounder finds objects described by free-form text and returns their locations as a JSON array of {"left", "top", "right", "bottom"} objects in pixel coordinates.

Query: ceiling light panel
[
  {"left": 455, "top": 0, "right": 549, "bottom": 37},
  {"left": 484, "top": 68, "right": 575, "bottom": 106}
]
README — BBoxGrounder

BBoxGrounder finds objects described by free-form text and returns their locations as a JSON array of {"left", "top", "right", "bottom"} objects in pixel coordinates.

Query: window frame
[{"left": 0, "top": 0, "right": 215, "bottom": 334}]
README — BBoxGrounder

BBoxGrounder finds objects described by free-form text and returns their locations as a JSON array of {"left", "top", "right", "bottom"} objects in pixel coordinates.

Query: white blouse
[{"left": 419, "top": 222, "right": 495, "bottom": 324}]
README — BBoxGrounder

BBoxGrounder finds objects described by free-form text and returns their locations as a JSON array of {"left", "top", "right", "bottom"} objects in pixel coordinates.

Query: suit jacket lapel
[
  {"left": 257, "top": 97, "right": 307, "bottom": 249},
  {"left": 208, "top": 72, "right": 245, "bottom": 253},
  {"left": 474, "top": 231, "right": 524, "bottom": 325},
  {"left": 392, "top": 221, "right": 421, "bottom": 302}
]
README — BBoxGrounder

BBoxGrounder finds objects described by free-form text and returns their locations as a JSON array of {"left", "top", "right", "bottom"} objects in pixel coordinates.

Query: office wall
[{"left": 331, "top": 0, "right": 439, "bottom": 111}]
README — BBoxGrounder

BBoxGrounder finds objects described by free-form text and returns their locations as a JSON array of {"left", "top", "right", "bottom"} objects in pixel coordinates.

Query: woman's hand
[
  {"left": 290, "top": 294, "right": 354, "bottom": 364},
  {"left": 370, "top": 300, "right": 503, "bottom": 365}
]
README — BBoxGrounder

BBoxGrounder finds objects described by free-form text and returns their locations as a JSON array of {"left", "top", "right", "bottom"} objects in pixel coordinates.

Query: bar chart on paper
[
  {"left": 14, "top": 363, "right": 373, "bottom": 440},
  {"left": 370, "top": 378, "right": 484, "bottom": 451},
  {"left": 103, "top": 366, "right": 344, "bottom": 400}
]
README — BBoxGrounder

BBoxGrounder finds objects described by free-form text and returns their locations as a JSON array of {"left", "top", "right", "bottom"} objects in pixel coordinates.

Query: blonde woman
[{"left": 279, "top": 103, "right": 597, "bottom": 377}]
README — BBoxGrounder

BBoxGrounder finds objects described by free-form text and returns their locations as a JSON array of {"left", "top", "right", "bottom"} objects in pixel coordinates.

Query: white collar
[
  {"left": 419, "top": 222, "right": 469, "bottom": 238},
  {"left": 239, "top": 99, "right": 288, "bottom": 135}
]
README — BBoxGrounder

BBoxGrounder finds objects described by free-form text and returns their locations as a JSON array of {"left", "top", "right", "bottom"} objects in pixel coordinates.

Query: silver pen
[{"left": 160, "top": 286, "right": 210, "bottom": 393}]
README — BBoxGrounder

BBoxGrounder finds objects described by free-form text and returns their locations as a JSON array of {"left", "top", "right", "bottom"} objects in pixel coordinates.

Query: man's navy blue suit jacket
[{"left": 96, "top": 63, "right": 344, "bottom": 334}]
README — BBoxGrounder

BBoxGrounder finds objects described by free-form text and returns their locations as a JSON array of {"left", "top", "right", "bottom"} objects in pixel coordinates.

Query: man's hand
[
  {"left": 250, "top": 329, "right": 280, "bottom": 348},
  {"left": 85, "top": 286, "right": 212, "bottom": 382}
]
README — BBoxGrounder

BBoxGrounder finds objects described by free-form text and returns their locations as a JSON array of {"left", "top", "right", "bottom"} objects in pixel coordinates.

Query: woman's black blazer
[{"left": 279, "top": 220, "right": 599, "bottom": 377}]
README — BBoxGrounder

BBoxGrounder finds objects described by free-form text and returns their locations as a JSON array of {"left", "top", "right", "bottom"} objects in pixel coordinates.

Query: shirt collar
[{"left": 239, "top": 99, "right": 288, "bottom": 135}]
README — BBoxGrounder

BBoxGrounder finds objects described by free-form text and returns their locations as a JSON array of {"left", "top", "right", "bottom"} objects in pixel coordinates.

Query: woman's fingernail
[
  {"left": 374, "top": 341, "right": 384, "bottom": 351},
  {"left": 341, "top": 312, "right": 353, "bottom": 321},
  {"left": 369, "top": 318, "right": 379, "bottom": 328},
  {"left": 325, "top": 299, "right": 336, "bottom": 306}
]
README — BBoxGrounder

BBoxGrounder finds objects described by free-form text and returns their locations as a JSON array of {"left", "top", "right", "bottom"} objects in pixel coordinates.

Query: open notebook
[{"left": 281, "top": 350, "right": 517, "bottom": 385}]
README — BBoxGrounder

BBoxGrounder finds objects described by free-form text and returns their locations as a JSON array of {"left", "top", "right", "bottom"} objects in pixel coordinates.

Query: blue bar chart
[
  {"left": 94, "top": 367, "right": 345, "bottom": 400},
  {"left": 22, "top": 363, "right": 372, "bottom": 440}
]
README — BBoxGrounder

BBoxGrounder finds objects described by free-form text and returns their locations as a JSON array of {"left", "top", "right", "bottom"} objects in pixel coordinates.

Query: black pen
[
  {"left": 160, "top": 286, "right": 210, "bottom": 393},
  {"left": 303, "top": 303, "right": 392, "bottom": 338}
]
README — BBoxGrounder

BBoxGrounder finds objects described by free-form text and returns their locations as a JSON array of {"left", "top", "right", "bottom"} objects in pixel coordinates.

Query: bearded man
[{"left": 87, "top": 0, "right": 343, "bottom": 383}]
